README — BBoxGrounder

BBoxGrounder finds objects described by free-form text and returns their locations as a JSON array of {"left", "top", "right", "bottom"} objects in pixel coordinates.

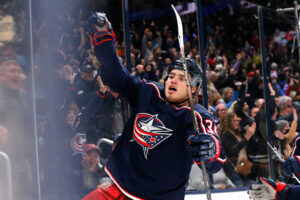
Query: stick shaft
[
  {"left": 267, "top": 142, "right": 300, "bottom": 184},
  {"left": 171, "top": 5, "right": 212, "bottom": 200}
]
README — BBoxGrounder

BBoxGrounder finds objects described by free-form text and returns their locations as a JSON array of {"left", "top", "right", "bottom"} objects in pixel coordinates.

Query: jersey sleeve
[
  {"left": 194, "top": 106, "right": 226, "bottom": 174},
  {"left": 93, "top": 41, "right": 141, "bottom": 106},
  {"left": 286, "top": 184, "right": 300, "bottom": 200}
]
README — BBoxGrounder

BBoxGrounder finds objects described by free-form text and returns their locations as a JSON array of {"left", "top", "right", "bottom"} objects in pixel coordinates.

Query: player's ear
[{"left": 191, "top": 86, "right": 197, "bottom": 94}]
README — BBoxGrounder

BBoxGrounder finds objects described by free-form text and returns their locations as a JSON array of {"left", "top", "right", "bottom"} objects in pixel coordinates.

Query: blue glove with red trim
[
  {"left": 186, "top": 134, "right": 215, "bottom": 162},
  {"left": 86, "top": 12, "right": 116, "bottom": 47},
  {"left": 248, "top": 177, "right": 290, "bottom": 200},
  {"left": 281, "top": 157, "right": 300, "bottom": 175}
]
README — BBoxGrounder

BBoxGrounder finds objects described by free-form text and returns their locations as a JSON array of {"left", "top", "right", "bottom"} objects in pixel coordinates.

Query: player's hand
[
  {"left": 248, "top": 177, "right": 289, "bottom": 200},
  {"left": 186, "top": 134, "right": 215, "bottom": 162},
  {"left": 86, "top": 12, "right": 116, "bottom": 47},
  {"left": 281, "top": 157, "right": 300, "bottom": 175},
  {"left": 86, "top": 12, "right": 111, "bottom": 34}
]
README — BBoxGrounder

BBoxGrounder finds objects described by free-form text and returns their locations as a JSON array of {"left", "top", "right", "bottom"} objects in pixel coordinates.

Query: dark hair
[{"left": 219, "top": 112, "right": 241, "bottom": 137}]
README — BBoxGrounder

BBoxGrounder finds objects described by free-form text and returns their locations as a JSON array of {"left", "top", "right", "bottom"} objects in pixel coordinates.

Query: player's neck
[{"left": 168, "top": 97, "right": 189, "bottom": 107}]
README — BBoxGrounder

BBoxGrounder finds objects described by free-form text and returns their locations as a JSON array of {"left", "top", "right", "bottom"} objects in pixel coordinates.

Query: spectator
[
  {"left": 220, "top": 112, "right": 256, "bottom": 186},
  {"left": 144, "top": 63, "right": 158, "bottom": 82},
  {"left": 270, "top": 71, "right": 284, "bottom": 96},
  {"left": 80, "top": 143, "right": 108, "bottom": 198},
  {"left": 222, "top": 87, "right": 238, "bottom": 108},
  {"left": 143, "top": 40, "right": 154, "bottom": 63},
  {"left": 54, "top": 63, "right": 76, "bottom": 111},
  {"left": 285, "top": 77, "right": 299, "bottom": 97},
  {"left": 0, "top": 59, "right": 34, "bottom": 199},
  {"left": 254, "top": 98, "right": 265, "bottom": 109},
  {"left": 0, "top": 9, "right": 15, "bottom": 42},
  {"left": 207, "top": 70, "right": 221, "bottom": 97},
  {"left": 278, "top": 96, "right": 293, "bottom": 119},
  {"left": 73, "top": 61, "right": 98, "bottom": 108},
  {"left": 246, "top": 83, "right": 278, "bottom": 181},
  {"left": 232, "top": 80, "right": 254, "bottom": 133},
  {"left": 74, "top": 75, "right": 123, "bottom": 143},
  {"left": 275, "top": 117, "right": 297, "bottom": 160},
  {"left": 153, "top": 47, "right": 164, "bottom": 69},
  {"left": 134, "top": 64, "right": 145, "bottom": 80},
  {"left": 215, "top": 103, "right": 227, "bottom": 128},
  {"left": 41, "top": 103, "right": 82, "bottom": 200},
  {"left": 250, "top": 107, "right": 259, "bottom": 118},
  {"left": 272, "top": 112, "right": 298, "bottom": 180},
  {"left": 247, "top": 72, "right": 264, "bottom": 100}
]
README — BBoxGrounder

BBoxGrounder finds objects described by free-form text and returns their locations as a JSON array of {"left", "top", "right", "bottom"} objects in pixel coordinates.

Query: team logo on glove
[{"left": 132, "top": 113, "right": 173, "bottom": 159}]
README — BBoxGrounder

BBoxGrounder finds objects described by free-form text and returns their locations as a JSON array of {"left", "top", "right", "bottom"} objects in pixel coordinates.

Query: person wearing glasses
[{"left": 219, "top": 112, "right": 256, "bottom": 187}]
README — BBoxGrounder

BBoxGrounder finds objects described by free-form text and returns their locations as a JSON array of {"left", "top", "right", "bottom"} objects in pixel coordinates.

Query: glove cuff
[
  {"left": 276, "top": 181, "right": 289, "bottom": 200},
  {"left": 91, "top": 30, "right": 116, "bottom": 47},
  {"left": 210, "top": 134, "right": 224, "bottom": 163}
]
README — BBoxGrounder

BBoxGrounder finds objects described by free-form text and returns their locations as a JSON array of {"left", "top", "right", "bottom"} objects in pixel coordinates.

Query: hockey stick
[
  {"left": 266, "top": 140, "right": 300, "bottom": 184},
  {"left": 171, "top": 5, "right": 212, "bottom": 200},
  {"left": 254, "top": 113, "right": 300, "bottom": 184}
]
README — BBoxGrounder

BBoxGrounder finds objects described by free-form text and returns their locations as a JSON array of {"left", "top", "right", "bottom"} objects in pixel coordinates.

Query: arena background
[{"left": 0, "top": 0, "right": 299, "bottom": 199}]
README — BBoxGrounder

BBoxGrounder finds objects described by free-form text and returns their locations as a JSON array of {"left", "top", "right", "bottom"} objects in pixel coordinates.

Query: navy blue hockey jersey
[
  {"left": 284, "top": 184, "right": 300, "bottom": 200},
  {"left": 94, "top": 41, "right": 226, "bottom": 200}
]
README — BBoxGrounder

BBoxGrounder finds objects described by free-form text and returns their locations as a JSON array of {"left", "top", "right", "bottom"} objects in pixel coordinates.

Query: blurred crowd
[{"left": 0, "top": 0, "right": 299, "bottom": 199}]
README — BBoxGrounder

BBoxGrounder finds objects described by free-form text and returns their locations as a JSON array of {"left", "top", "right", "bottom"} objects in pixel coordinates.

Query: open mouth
[
  {"left": 12, "top": 79, "right": 19, "bottom": 83},
  {"left": 169, "top": 86, "right": 177, "bottom": 92}
]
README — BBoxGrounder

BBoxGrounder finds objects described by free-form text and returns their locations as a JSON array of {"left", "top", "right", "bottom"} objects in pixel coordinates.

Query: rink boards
[{"left": 185, "top": 188, "right": 249, "bottom": 200}]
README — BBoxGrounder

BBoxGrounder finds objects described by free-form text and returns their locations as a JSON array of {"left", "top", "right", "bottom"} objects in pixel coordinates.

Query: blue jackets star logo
[
  {"left": 133, "top": 113, "right": 173, "bottom": 159},
  {"left": 71, "top": 133, "right": 87, "bottom": 155}
]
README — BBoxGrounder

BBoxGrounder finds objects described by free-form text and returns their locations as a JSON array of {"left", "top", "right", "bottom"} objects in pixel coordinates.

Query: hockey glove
[
  {"left": 186, "top": 134, "right": 215, "bottom": 162},
  {"left": 248, "top": 177, "right": 289, "bottom": 200},
  {"left": 86, "top": 12, "right": 116, "bottom": 47},
  {"left": 281, "top": 157, "right": 300, "bottom": 175}
]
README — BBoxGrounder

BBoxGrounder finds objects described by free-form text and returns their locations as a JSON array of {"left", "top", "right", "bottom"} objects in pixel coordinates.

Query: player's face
[{"left": 165, "top": 69, "right": 189, "bottom": 106}]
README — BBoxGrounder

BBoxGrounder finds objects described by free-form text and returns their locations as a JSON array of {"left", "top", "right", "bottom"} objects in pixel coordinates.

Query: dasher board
[{"left": 185, "top": 188, "right": 248, "bottom": 200}]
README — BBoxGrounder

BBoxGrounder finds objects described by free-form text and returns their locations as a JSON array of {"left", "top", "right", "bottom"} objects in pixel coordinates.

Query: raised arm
[{"left": 86, "top": 12, "right": 141, "bottom": 105}]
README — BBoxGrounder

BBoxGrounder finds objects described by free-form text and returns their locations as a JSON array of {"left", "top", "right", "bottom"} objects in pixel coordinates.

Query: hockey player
[
  {"left": 249, "top": 177, "right": 300, "bottom": 200},
  {"left": 83, "top": 12, "right": 226, "bottom": 200}
]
